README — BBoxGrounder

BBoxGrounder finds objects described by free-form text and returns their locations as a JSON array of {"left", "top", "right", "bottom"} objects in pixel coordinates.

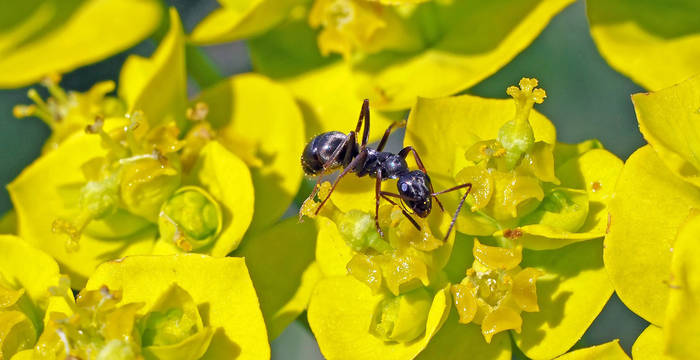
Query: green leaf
[
  {"left": 0, "top": 0, "right": 163, "bottom": 88},
  {"left": 195, "top": 73, "right": 305, "bottom": 233},
  {"left": 632, "top": 75, "right": 700, "bottom": 187},
  {"left": 587, "top": 0, "right": 700, "bottom": 91},
  {"left": 119, "top": 8, "right": 187, "bottom": 128},
  {"left": 416, "top": 309, "right": 511, "bottom": 360},
  {"left": 663, "top": 209, "right": 700, "bottom": 359},
  {"left": 554, "top": 340, "right": 629, "bottom": 360},
  {"left": 8, "top": 133, "right": 158, "bottom": 287},
  {"left": 513, "top": 239, "right": 613, "bottom": 360},
  {"left": 404, "top": 94, "right": 555, "bottom": 236},
  {"left": 234, "top": 217, "right": 320, "bottom": 340},
  {"left": 632, "top": 325, "right": 671, "bottom": 360},
  {"left": 307, "top": 276, "right": 450, "bottom": 360},
  {"left": 604, "top": 145, "right": 700, "bottom": 325},
  {"left": 189, "top": 0, "right": 302, "bottom": 44},
  {"left": 86, "top": 255, "right": 270, "bottom": 360}
]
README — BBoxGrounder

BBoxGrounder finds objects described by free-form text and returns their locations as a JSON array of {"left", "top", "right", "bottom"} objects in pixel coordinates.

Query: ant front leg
[
  {"left": 374, "top": 170, "right": 385, "bottom": 238},
  {"left": 378, "top": 191, "right": 422, "bottom": 231},
  {"left": 398, "top": 146, "right": 445, "bottom": 211}
]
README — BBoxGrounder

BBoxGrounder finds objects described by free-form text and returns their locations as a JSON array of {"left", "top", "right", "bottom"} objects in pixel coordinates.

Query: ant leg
[
  {"left": 398, "top": 146, "right": 445, "bottom": 212},
  {"left": 376, "top": 120, "right": 406, "bottom": 152},
  {"left": 431, "top": 183, "right": 472, "bottom": 240},
  {"left": 314, "top": 151, "right": 368, "bottom": 215},
  {"left": 360, "top": 99, "right": 371, "bottom": 147},
  {"left": 379, "top": 191, "right": 421, "bottom": 231},
  {"left": 374, "top": 170, "right": 385, "bottom": 238}
]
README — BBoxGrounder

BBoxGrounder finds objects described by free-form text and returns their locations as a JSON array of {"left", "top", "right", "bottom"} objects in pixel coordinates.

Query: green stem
[{"left": 186, "top": 44, "right": 224, "bottom": 89}]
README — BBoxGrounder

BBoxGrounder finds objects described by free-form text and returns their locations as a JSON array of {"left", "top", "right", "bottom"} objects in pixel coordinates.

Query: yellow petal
[
  {"left": 481, "top": 306, "right": 521, "bottom": 344},
  {"left": 405, "top": 94, "right": 555, "bottom": 236},
  {"left": 513, "top": 239, "right": 613, "bottom": 359},
  {"left": 8, "top": 133, "right": 157, "bottom": 286},
  {"left": 85, "top": 255, "right": 270, "bottom": 360},
  {"left": 663, "top": 209, "right": 700, "bottom": 358},
  {"left": 588, "top": 0, "right": 700, "bottom": 91},
  {"left": 416, "top": 309, "right": 511, "bottom": 360},
  {"left": 195, "top": 73, "right": 304, "bottom": 233},
  {"left": 473, "top": 239, "right": 522, "bottom": 270},
  {"left": 119, "top": 8, "right": 186, "bottom": 128},
  {"left": 632, "top": 75, "right": 700, "bottom": 187},
  {"left": 604, "top": 145, "right": 700, "bottom": 325},
  {"left": 190, "top": 0, "right": 298, "bottom": 44},
  {"left": 0, "top": 0, "right": 163, "bottom": 88},
  {"left": 555, "top": 339, "right": 629, "bottom": 360},
  {"left": 189, "top": 141, "right": 255, "bottom": 256},
  {"left": 234, "top": 217, "right": 318, "bottom": 340},
  {"left": 512, "top": 267, "right": 543, "bottom": 312},
  {"left": 307, "top": 276, "right": 450, "bottom": 360},
  {"left": 632, "top": 325, "right": 672, "bottom": 360},
  {"left": 455, "top": 166, "right": 493, "bottom": 212}
]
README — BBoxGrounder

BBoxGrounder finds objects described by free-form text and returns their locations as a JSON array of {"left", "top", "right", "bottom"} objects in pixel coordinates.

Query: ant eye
[{"left": 401, "top": 183, "right": 408, "bottom": 192}]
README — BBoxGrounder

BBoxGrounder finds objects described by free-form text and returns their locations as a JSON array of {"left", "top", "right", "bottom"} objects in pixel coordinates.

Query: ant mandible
[{"left": 300, "top": 99, "right": 472, "bottom": 240}]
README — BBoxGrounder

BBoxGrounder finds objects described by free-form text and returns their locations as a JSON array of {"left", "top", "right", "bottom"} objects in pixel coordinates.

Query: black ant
[{"left": 300, "top": 99, "right": 472, "bottom": 240}]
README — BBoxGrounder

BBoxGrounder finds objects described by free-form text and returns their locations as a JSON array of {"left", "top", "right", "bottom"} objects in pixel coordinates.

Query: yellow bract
[
  {"left": 119, "top": 8, "right": 187, "bottom": 129},
  {"left": 632, "top": 75, "right": 700, "bottom": 187},
  {"left": 307, "top": 276, "right": 450, "bottom": 360},
  {"left": 0, "top": 0, "right": 163, "bottom": 88},
  {"left": 195, "top": 73, "right": 305, "bottom": 234},
  {"left": 85, "top": 255, "right": 270, "bottom": 360},
  {"left": 588, "top": 0, "right": 700, "bottom": 91},
  {"left": 554, "top": 340, "right": 629, "bottom": 360}
]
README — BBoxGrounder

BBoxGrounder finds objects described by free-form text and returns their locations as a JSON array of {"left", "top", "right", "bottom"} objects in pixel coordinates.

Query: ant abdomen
[
  {"left": 397, "top": 170, "right": 433, "bottom": 218},
  {"left": 301, "top": 131, "right": 358, "bottom": 175}
]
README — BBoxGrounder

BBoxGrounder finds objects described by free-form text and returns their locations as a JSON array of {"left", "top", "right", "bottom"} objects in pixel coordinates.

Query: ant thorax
[{"left": 356, "top": 148, "right": 408, "bottom": 179}]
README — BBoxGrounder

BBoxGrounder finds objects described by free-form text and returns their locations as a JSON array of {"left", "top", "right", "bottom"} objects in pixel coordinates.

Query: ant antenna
[{"left": 437, "top": 183, "right": 472, "bottom": 240}]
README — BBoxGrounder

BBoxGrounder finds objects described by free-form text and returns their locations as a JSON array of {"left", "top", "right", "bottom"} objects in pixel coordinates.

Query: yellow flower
[{"left": 451, "top": 240, "right": 542, "bottom": 343}]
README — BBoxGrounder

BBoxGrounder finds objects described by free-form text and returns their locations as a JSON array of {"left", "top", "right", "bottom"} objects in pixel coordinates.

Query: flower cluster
[{"left": 1, "top": 0, "right": 698, "bottom": 359}]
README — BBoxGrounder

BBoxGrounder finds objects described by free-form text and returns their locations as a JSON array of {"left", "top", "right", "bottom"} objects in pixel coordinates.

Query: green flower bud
[
  {"left": 497, "top": 78, "right": 546, "bottom": 170},
  {"left": 140, "top": 284, "right": 214, "bottom": 360},
  {"left": 158, "top": 186, "right": 222, "bottom": 252},
  {"left": 520, "top": 188, "right": 589, "bottom": 232},
  {"left": 337, "top": 210, "right": 390, "bottom": 253},
  {"left": 370, "top": 287, "right": 432, "bottom": 343}
]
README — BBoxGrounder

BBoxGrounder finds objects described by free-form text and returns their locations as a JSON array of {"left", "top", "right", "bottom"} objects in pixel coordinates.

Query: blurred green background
[{"left": 0, "top": 1, "right": 647, "bottom": 358}]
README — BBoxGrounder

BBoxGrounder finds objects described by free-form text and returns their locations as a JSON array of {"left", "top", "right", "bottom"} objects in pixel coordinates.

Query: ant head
[{"left": 397, "top": 170, "right": 432, "bottom": 218}]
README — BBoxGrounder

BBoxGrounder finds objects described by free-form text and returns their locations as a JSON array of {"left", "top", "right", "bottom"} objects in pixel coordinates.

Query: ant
[{"left": 300, "top": 99, "right": 472, "bottom": 240}]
